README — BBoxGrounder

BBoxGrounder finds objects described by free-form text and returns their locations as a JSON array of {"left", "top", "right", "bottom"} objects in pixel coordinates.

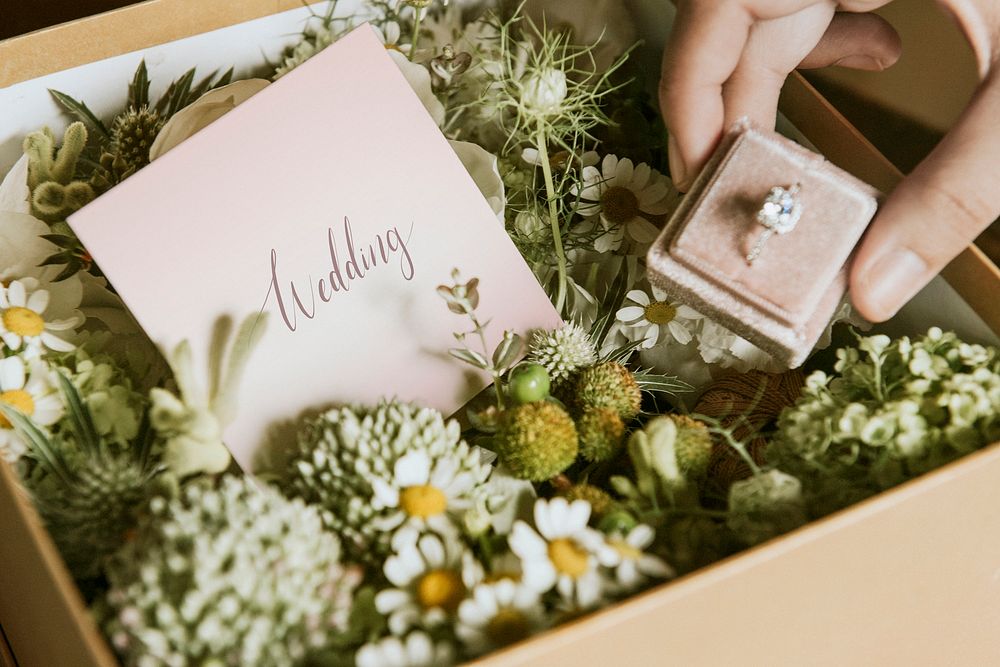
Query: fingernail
[
  {"left": 860, "top": 248, "right": 929, "bottom": 320},
  {"left": 667, "top": 135, "right": 690, "bottom": 192},
  {"left": 833, "top": 54, "right": 888, "bottom": 71}
]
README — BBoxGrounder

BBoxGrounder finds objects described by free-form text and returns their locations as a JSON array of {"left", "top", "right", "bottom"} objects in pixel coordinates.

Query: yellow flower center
[
  {"left": 547, "top": 538, "right": 590, "bottom": 578},
  {"left": 400, "top": 484, "right": 448, "bottom": 518},
  {"left": 610, "top": 539, "right": 642, "bottom": 561},
  {"left": 0, "top": 389, "right": 35, "bottom": 428},
  {"left": 486, "top": 608, "right": 532, "bottom": 646},
  {"left": 416, "top": 569, "right": 465, "bottom": 612},
  {"left": 600, "top": 186, "right": 640, "bottom": 225},
  {"left": 643, "top": 301, "right": 677, "bottom": 325},
  {"left": 3, "top": 307, "right": 44, "bottom": 337}
]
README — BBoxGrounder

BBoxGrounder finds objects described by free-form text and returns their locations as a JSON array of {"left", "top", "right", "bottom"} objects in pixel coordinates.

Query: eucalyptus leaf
[
  {"left": 492, "top": 331, "right": 523, "bottom": 371},
  {"left": 449, "top": 348, "right": 489, "bottom": 369}
]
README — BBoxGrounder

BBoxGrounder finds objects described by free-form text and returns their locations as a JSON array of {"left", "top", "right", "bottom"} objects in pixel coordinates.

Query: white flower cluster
[
  {"left": 100, "top": 476, "right": 362, "bottom": 666},
  {"left": 281, "top": 401, "right": 493, "bottom": 561},
  {"left": 773, "top": 328, "right": 1000, "bottom": 505}
]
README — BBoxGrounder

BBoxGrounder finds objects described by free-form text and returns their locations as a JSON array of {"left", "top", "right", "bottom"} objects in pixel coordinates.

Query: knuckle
[{"left": 913, "top": 176, "right": 996, "bottom": 243}]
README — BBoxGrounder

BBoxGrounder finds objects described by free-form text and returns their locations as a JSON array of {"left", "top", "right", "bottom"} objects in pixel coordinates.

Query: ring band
[{"left": 746, "top": 183, "right": 803, "bottom": 264}]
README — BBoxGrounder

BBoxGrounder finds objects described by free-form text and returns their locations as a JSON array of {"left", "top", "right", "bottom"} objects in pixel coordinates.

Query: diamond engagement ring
[{"left": 746, "top": 183, "right": 802, "bottom": 264}]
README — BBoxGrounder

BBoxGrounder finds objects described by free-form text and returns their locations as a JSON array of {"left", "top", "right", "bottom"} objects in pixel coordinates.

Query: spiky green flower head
[
  {"left": 280, "top": 401, "right": 492, "bottom": 563},
  {"left": 112, "top": 106, "right": 163, "bottom": 169},
  {"left": 494, "top": 401, "right": 577, "bottom": 481},
  {"left": 90, "top": 106, "right": 164, "bottom": 192},
  {"left": 6, "top": 371, "right": 162, "bottom": 583},
  {"left": 573, "top": 362, "right": 641, "bottom": 421},
  {"left": 563, "top": 482, "right": 613, "bottom": 518},
  {"left": 99, "top": 475, "right": 361, "bottom": 666},
  {"left": 25, "top": 446, "right": 165, "bottom": 581},
  {"left": 666, "top": 414, "right": 713, "bottom": 479},
  {"left": 528, "top": 322, "right": 598, "bottom": 389},
  {"left": 576, "top": 406, "right": 624, "bottom": 463}
]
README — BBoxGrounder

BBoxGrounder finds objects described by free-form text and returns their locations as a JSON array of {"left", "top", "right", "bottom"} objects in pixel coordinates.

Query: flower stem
[
  {"left": 409, "top": 7, "right": 423, "bottom": 61},
  {"left": 471, "top": 312, "right": 506, "bottom": 410},
  {"left": 535, "top": 130, "right": 568, "bottom": 314}
]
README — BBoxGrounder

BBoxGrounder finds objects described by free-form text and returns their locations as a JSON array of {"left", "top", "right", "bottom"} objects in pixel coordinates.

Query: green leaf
[
  {"left": 491, "top": 331, "right": 523, "bottom": 371},
  {"left": 590, "top": 265, "right": 630, "bottom": 348},
  {"left": 48, "top": 89, "right": 110, "bottom": 140},
  {"left": 188, "top": 68, "right": 221, "bottom": 103},
  {"left": 633, "top": 368, "right": 694, "bottom": 397},
  {"left": 164, "top": 68, "right": 196, "bottom": 118},
  {"left": 601, "top": 339, "right": 644, "bottom": 365},
  {"left": 214, "top": 67, "right": 234, "bottom": 88},
  {"left": 449, "top": 348, "right": 489, "bottom": 369},
  {"left": 0, "top": 404, "right": 74, "bottom": 486},
  {"left": 55, "top": 372, "right": 101, "bottom": 455},
  {"left": 128, "top": 60, "right": 150, "bottom": 109}
]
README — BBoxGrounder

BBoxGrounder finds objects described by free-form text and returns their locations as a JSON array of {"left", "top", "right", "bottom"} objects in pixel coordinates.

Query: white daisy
[
  {"left": 356, "top": 631, "right": 454, "bottom": 667},
  {"left": 616, "top": 288, "right": 703, "bottom": 349},
  {"left": 0, "top": 278, "right": 82, "bottom": 356},
  {"left": 508, "top": 498, "right": 616, "bottom": 609},
  {"left": 375, "top": 533, "right": 484, "bottom": 635},
  {"left": 456, "top": 578, "right": 546, "bottom": 655},
  {"left": 374, "top": 21, "right": 412, "bottom": 55},
  {"left": 602, "top": 524, "right": 675, "bottom": 592},
  {"left": 371, "top": 447, "right": 490, "bottom": 535},
  {"left": 0, "top": 356, "right": 63, "bottom": 462},
  {"left": 573, "top": 155, "right": 677, "bottom": 250}
]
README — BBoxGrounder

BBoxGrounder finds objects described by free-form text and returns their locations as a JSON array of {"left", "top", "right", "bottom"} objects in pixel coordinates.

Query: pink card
[{"left": 68, "top": 25, "right": 560, "bottom": 470}]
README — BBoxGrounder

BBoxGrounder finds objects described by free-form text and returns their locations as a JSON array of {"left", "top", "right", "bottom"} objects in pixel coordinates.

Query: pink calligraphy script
[{"left": 266, "top": 216, "right": 415, "bottom": 332}]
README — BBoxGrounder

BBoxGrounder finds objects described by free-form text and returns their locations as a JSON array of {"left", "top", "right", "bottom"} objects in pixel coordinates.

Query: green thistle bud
[
  {"left": 90, "top": 106, "right": 164, "bottom": 192},
  {"left": 27, "top": 450, "right": 163, "bottom": 581},
  {"left": 112, "top": 106, "right": 163, "bottom": 168},
  {"left": 563, "top": 483, "right": 613, "bottom": 518},
  {"left": 573, "top": 362, "right": 642, "bottom": 421},
  {"left": 577, "top": 406, "right": 625, "bottom": 462},
  {"left": 668, "top": 414, "right": 713, "bottom": 478},
  {"left": 495, "top": 401, "right": 578, "bottom": 481}
]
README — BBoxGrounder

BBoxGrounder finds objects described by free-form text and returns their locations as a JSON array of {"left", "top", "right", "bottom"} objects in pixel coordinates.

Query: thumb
[{"left": 850, "top": 74, "right": 1000, "bottom": 321}]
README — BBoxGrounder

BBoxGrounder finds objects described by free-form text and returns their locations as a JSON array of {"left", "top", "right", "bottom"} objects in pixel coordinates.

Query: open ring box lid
[{"left": 1, "top": 2, "right": 999, "bottom": 666}]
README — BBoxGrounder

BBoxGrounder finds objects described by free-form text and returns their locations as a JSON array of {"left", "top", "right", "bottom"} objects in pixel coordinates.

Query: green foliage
[{"left": 3, "top": 373, "right": 163, "bottom": 582}]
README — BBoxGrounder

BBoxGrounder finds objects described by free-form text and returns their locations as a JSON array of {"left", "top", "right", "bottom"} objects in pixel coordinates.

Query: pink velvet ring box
[{"left": 647, "top": 119, "right": 881, "bottom": 367}]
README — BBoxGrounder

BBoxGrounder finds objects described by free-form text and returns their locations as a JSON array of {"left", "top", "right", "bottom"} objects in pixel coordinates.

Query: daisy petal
[
  {"left": 26, "top": 289, "right": 48, "bottom": 314},
  {"left": 7, "top": 281, "right": 25, "bottom": 307},
  {"left": 625, "top": 290, "right": 650, "bottom": 307},
  {"left": 616, "top": 306, "right": 645, "bottom": 324}
]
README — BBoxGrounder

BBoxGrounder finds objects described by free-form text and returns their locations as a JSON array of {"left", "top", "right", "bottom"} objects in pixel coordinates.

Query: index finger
[{"left": 659, "top": 1, "right": 753, "bottom": 189}]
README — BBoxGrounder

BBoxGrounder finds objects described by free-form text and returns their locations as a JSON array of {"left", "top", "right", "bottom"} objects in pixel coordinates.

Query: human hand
[{"left": 660, "top": 1, "right": 1000, "bottom": 322}]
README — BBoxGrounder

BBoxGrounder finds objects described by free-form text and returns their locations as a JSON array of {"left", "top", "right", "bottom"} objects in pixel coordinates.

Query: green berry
[
  {"left": 573, "top": 362, "right": 642, "bottom": 421},
  {"left": 508, "top": 363, "right": 552, "bottom": 404},
  {"left": 577, "top": 406, "right": 625, "bottom": 462},
  {"left": 494, "top": 401, "right": 578, "bottom": 481},
  {"left": 598, "top": 508, "right": 638, "bottom": 534}
]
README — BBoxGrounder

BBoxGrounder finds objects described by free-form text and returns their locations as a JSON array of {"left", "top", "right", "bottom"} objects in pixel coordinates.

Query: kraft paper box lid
[{"left": 67, "top": 24, "right": 561, "bottom": 470}]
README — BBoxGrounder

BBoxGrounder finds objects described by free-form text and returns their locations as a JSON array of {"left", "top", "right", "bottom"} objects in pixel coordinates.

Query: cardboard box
[{"left": 1, "top": 3, "right": 998, "bottom": 666}]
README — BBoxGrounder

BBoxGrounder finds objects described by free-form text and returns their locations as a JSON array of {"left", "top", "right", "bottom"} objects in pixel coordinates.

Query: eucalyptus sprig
[{"left": 437, "top": 269, "right": 523, "bottom": 409}]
